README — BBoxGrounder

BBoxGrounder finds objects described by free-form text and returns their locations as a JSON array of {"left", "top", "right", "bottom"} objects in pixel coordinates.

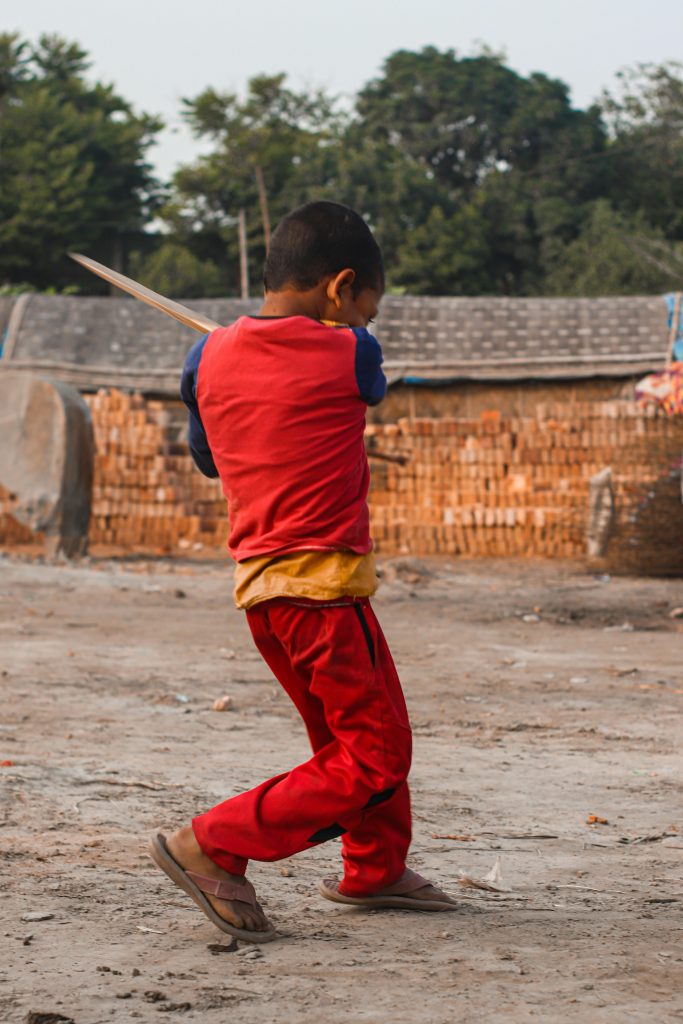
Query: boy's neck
[{"left": 259, "top": 288, "right": 324, "bottom": 322}]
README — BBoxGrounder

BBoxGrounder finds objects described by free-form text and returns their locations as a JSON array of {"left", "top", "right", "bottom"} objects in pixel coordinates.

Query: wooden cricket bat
[{"left": 69, "top": 253, "right": 222, "bottom": 333}]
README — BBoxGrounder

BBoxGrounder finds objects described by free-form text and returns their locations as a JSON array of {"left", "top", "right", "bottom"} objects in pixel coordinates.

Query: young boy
[{"left": 150, "top": 201, "right": 456, "bottom": 942}]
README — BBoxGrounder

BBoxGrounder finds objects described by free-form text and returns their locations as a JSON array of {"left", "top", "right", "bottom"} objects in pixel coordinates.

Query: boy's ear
[{"left": 326, "top": 268, "right": 356, "bottom": 308}]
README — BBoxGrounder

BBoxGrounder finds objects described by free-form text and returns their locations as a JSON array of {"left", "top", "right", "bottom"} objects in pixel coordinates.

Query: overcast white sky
[{"left": 8, "top": 0, "right": 683, "bottom": 178}]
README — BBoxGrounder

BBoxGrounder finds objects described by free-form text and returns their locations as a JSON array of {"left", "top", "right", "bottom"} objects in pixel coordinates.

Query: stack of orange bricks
[
  {"left": 1, "top": 389, "right": 679, "bottom": 561},
  {"left": 0, "top": 485, "right": 38, "bottom": 545},
  {"left": 86, "top": 390, "right": 228, "bottom": 553},
  {"left": 366, "top": 402, "right": 678, "bottom": 558}
]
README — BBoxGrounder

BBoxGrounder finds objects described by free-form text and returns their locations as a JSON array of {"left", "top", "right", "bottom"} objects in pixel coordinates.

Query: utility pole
[
  {"left": 254, "top": 164, "right": 271, "bottom": 251},
  {"left": 238, "top": 208, "right": 249, "bottom": 299}
]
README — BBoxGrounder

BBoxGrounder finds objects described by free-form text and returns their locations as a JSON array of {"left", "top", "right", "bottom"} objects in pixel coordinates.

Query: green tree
[
  {"left": 159, "top": 49, "right": 683, "bottom": 298},
  {"left": 544, "top": 200, "right": 683, "bottom": 295},
  {"left": 163, "top": 73, "right": 341, "bottom": 295},
  {"left": 601, "top": 62, "right": 683, "bottom": 239},
  {"left": 356, "top": 47, "right": 523, "bottom": 195},
  {"left": 346, "top": 48, "right": 607, "bottom": 294},
  {"left": 355, "top": 50, "right": 605, "bottom": 188},
  {"left": 160, "top": 48, "right": 614, "bottom": 297},
  {"left": 0, "top": 33, "right": 163, "bottom": 290},
  {"left": 128, "top": 241, "right": 224, "bottom": 298}
]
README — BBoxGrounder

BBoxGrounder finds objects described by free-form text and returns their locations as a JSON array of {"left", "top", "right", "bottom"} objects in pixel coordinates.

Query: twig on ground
[
  {"left": 431, "top": 833, "right": 477, "bottom": 841},
  {"left": 553, "top": 884, "right": 628, "bottom": 894},
  {"left": 74, "top": 778, "right": 172, "bottom": 791},
  {"left": 618, "top": 831, "right": 678, "bottom": 845},
  {"left": 481, "top": 832, "right": 560, "bottom": 840}
]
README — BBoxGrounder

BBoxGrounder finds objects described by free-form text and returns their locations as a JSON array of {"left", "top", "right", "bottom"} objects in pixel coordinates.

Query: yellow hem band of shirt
[{"left": 233, "top": 550, "right": 378, "bottom": 610}]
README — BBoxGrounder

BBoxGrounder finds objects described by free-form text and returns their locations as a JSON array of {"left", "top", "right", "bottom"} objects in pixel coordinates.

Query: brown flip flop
[
  {"left": 319, "top": 867, "right": 458, "bottom": 912},
  {"left": 148, "top": 832, "right": 277, "bottom": 943}
]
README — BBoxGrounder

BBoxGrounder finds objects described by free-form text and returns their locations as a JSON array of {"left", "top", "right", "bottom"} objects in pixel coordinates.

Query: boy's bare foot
[{"left": 165, "top": 826, "right": 272, "bottom": 933}]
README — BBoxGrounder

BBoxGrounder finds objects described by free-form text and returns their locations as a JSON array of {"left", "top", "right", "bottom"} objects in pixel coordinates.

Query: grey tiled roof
[
  {"left": 3, "top": 295, "right": 258, "bottom": 371},
  {"left": 376, "top": 295, "right": 668, "bottom": 371},
  {"left": 2, "top": 293, "right": 671, "bottom": 392}
]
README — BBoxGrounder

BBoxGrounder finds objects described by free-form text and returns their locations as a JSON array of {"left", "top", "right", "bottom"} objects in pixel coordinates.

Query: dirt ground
[{"left": 1, "top": 553, "right": 682, "bottom": 1024}]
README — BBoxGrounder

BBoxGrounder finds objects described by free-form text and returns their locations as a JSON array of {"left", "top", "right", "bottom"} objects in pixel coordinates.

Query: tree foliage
[
  {"left": 128, "top": 242, "right": 224, "bottom": 298},
  {"left": 164, "top": 48, "right": 614, "bottom": 296},
  {"left": 600, "top": 62, "right": 683, "bottom": 239},
  {"left": 0, "top": 33, "right": 162, "bottom": 289},
  {"left": 543, "top": 201, "right": 683, "bottom": 296},
  {"left": 161, "top": 73, "right": 340, "bottom": 294}
]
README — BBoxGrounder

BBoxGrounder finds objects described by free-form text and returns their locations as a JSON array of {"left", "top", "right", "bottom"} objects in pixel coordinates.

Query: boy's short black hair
[{"left": 263, "top": 201, "right": 384, "bottom": 295}]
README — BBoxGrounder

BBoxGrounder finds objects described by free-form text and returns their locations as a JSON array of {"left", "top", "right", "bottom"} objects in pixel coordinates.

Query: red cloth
[
  {"left": 192, "top": 598, "right": 413, "bottom": 896},
  {"left": 197, "top": 317, "right": 372, "bottom": 561}
]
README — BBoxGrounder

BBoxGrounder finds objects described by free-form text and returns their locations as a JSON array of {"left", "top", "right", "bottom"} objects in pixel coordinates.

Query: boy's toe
[
  {"left": 410, "top": 883, "right": 458, "bottom": 906},
  {"left": 213, "top": 897, "right": 270, "bottom": 933}
]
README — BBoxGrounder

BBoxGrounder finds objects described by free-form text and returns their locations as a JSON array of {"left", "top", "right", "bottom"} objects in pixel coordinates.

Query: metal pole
[
  {"left": 238, "top": 208, "right": 249, "bottom": 299},
  {"left": 666, "top": 292, "right": 681, "bottom": 366}
]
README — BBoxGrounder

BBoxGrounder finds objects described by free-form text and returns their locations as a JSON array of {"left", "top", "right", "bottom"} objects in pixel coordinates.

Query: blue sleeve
[
  {"left": 353, "top": 327, "right": 387, "bottom": 406},
  {"left": 180, "top": 334, "right": 219, "bottom": 478}
]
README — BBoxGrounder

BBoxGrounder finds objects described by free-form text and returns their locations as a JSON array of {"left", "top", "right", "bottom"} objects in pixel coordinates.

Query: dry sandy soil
[{"left": 1, "top": 553, "right": 682, "bottom": 1024}]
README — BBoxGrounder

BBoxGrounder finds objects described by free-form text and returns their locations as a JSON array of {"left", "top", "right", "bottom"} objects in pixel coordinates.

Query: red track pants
[{"left": 192, "top": 597, "right": 413, "bottom": 896}]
